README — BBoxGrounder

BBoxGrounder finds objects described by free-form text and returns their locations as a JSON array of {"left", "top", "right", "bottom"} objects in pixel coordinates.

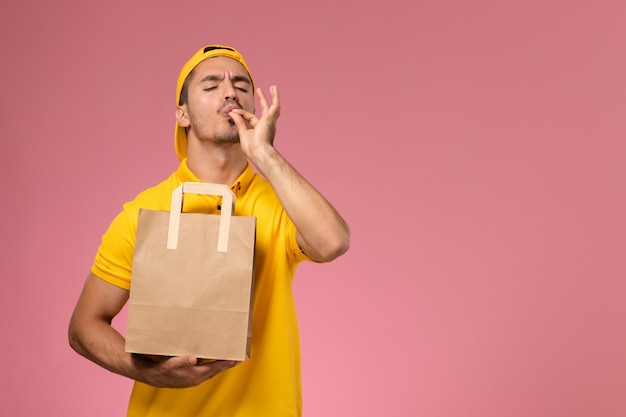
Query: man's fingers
[
  {"left": 230, "top": 109, "right": 258, "bottom": 130},
  {"left": 208, "top": 360, "right": 240, "bottom": 372},
  {"left": 229, "top": 111, "right": 249, "bottom": 133},
  {"left": 164, "top": 355, "right": 197, "bottom": 369},
  {"left": 230, "top": 108, "right": 255, "bottom": 122},
  {"left": 256, "top": 87, "right": 271, "bottom": 114},
  {"left": 165, "top": 357, "right": 239, "bottom": 375},
  {"left": 263, "top": 86, "right": 280, "bottom": 119},
  {"left": 269, "top": 85, "right": 280, "bottom": 108}
]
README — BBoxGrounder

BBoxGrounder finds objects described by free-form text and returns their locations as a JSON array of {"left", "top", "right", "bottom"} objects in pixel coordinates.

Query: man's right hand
[
  {"left": 69, "top": 273, "right": 241, "bottom": 389},
  {"left": 133, "top": 354, "right": 241, "bottom": 388}
]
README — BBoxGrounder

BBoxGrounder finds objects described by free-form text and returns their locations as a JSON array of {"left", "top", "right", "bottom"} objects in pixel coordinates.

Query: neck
[{"left": 186, "top": 140, "right": 248, "bottom": 184}]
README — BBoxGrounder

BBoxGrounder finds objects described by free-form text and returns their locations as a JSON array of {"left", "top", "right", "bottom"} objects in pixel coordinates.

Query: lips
[{"left": 220, "top": 102, "right": 242, "bottom": 117}]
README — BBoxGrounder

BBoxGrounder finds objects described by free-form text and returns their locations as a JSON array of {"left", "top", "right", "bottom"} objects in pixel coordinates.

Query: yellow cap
[{"left": 174, "top": 45, "right": 255, "bottom": 160}]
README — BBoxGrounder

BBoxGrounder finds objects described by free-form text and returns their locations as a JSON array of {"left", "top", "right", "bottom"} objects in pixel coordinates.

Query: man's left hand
[{"left": 229, "top": 85, "right": 281, "bottom": 158}]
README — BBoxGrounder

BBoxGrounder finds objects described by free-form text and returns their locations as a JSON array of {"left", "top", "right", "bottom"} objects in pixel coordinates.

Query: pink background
[{"left": 2, "top": 0, "right": 625, "bottom": 416}]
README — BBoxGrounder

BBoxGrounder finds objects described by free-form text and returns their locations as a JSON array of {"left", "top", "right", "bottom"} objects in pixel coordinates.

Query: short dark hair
[{"left": 178, "top": 68, "right": 197, "bottom": 105}]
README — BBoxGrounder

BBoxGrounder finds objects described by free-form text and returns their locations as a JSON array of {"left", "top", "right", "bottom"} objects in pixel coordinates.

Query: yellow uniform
[{"left": 92, "top": 160, "right": 311, "bottom": 416}]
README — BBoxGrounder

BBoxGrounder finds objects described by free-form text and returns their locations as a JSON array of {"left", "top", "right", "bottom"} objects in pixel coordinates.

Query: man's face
[{"left": 180, "top": 56, "right": 255, "bottom": 144}]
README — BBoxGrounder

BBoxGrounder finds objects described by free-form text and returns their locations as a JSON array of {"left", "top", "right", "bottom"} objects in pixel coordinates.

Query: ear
[{"left": 175, "top": 106, "right": 190, "bottom": 128}]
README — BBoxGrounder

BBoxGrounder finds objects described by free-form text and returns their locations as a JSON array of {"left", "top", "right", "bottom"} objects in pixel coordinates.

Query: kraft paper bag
[{"left": 125, "top": 182, "right": 256, "bottom": 361}]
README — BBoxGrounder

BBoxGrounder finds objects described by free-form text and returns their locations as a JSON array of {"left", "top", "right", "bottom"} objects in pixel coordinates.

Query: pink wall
[{"left": 2, "top": 1, "right": 625, "bottom": 416}]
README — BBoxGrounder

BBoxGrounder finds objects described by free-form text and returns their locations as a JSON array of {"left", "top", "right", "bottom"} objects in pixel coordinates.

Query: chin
[{"left": 214, "top": 134, "right": 240, "bottom": 145}]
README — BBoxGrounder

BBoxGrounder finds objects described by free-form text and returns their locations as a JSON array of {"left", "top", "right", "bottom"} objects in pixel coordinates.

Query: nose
[{"left": 223, "top": 80, "right": 238, "bottom": 102}]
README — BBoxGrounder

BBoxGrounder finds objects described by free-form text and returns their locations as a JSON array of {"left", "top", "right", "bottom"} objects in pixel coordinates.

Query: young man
[{"left": 68, "top": 45, "right": 350, "bottom": 416}]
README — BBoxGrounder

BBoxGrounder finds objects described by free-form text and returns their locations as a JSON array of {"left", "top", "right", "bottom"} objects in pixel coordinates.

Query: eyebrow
[{"left": 199, "top": 74, "right": 251, "bottom": 85}]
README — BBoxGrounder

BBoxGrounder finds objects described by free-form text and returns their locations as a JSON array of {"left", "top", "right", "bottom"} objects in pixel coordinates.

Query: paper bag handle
[{"left": 167, "top": 182, "right": 236, "bottom": 253}]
